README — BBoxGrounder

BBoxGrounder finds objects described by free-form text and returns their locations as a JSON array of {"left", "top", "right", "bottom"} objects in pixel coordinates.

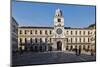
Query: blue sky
[{"left": 12, "top": 1, "right": 96, "bottom": 28}]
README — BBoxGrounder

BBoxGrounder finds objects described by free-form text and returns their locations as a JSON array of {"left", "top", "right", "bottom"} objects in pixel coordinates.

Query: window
[
  {"left": 25, "top": 38, "right": 27, "bottom": 43},
  {"left": 83, "top": 38, "right": 85, "bottom": 42},
  {"left": 88, "top": 31, "right": 90, "bottom": 35},
  {"left": 20, "top": 38, "right": 22, "bottom": 43},
  {"left": 40, "top": 38, "right": 42, "bottom": 43},
  {"left": 35, "top": 30, "right": 37, "bottom": 34},
  {"left": 71, "top": 38, "right": 72, "bottom": 43},
  {"left": 88, "top": 38, "right": 90, "bottom": 43},
  {"left": 40, "top": 30, "right": 42, "bottom": 35},
  {"left": 25, "top": 30, "right": 27, "bottom": 34},
  {"left": 35, "top": 38, "right": 37, "bottom": 43},
  {"left": 20, "top": 30, "right": 22, "bottom": 34},
  {"left": 58, "top": 18, "right": 61, "bottom": 22},
  {"left": 75, "top": 31, "right": 77, "bottom": 35},
  {"left": 30, "top": 38, "right": 32, "bottom": 43},
  {"left": 30, "top": 30, "right": 32, "bottom": 34},
  {"left": 83, "top": 31, "right": 85, "bottom": 35},
  {"left": 75, "top": 38, "right": 77, "bottom": 43},
  {"left": 45, "top": 30, "right": 47, "bottom": 35},
  {"left": 66, "top": 31, "right": 69, "bottom": 35},
  {"left": 79, "top": 31, "right": 81, "bottom": 35},
  {"left": 50, "top": 38, "right": 51, "bottom": 43},
  {"left": 45, "top": 38, "right": 47, "bottom": 42},
  {"left": 71, "top": 31, "right": 73, "bottom": 35},
  {"left": 79, "top": 38, "right": 81, "bottom": 43},
  {"left": 50, "top": 30, "right": 52, "bottom": 34},
  {"left": 66, "top": 38, "right": 68, "bottom": 42}
]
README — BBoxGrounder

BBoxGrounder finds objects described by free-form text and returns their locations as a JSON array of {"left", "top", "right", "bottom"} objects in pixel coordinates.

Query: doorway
[{"left": 57, "top": 41, "right": 62, "bottom": 51}]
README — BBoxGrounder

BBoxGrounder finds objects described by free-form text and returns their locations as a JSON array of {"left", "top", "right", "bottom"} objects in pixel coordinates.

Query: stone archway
[{"left": 57, "top": 41, "right": 62, "bottom": 51}]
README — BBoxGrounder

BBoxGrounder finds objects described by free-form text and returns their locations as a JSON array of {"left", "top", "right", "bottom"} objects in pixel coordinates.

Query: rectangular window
[
  {"left": 58, "top": 18, "right": 61, "bottom": 22},
  {"left": 50, "top": 38, "right": 51, "bottom": 43},
  {"left": 25, "top": 30, "right": 27, "bottom": 34},
  {"left": 30, "top": 30, "right": 32, "bottom": 34},
  {"left": 45, "top": 38, "right": 47, "bottom": 42},
  {"left": 30, "top": 38, "right": 32, "bottom": 43},
  {"left": 80, "top": 38, "right": 81, "bottom": 43},
  {"left": 19, "top": 30, "right": 21, "bottom": 34},
  {"left": 83, "top": 31, "right": 85, "bottom": 35},
  {"left": 40, "top": 30, "right": 42, "bottom": 34},
  {"left": 83, "top": 38, "right": 85, "bottom": 42},
  {"left": 20, "top": 38, "right": 22, "bottom": 43},
  {"left": 66, "top": 31, "right": 69, "bottom": 35},
  {"left": 75, "top": 31, "right": 77, "bottom": 35},
  {"left": 25, "top": 38, "right": 27, "bottom": 43},
  {"left": 75, "top": 38, "right": 77, "bottom": 43},
  {"left": 79, "top": 31, "right": 81, "bottom": 35},
  {"left": 66, "top": 38, "right": 68, "bottom": 42},
  {"left": 35, "top": 30, "right": 37, "bottom": 34},
  {"left": 71, "top": 31, "right": 73, "bottom": 35},
  {"left": 71, "top": 38, "right": 72, "bottom": 43},
  {"left": 88, "top": 38, "right": 90, "bottom": 43},
  {"left": 35, "top": 38, "right": 37, "bottom": 43},
  {"left": 50, "top": 30, "right": 52, "bottom": 34},
  {"left": 88, "top": 31, "right": 90, "bottom": 35},
  {"left": 40, "top": 38, "right": 42, "bottom": 43},
  {"left": 45, "top": 30, "right": 47, "bottom": 35}
]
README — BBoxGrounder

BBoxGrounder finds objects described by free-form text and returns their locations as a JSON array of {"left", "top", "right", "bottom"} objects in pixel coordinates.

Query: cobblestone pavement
[{"left": 12, "top": 51, "right": 96, "bottom": 66}]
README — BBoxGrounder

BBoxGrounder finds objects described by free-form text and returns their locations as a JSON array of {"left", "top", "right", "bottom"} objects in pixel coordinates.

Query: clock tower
[
  {"left": 52, "top": 8, "right": 66, "bottom": 51},
  {"left": 54, "top": 8, "right": 64, "bottom": 38}
]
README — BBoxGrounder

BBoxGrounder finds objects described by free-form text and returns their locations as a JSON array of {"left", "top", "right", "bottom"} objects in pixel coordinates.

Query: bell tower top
[{"left": 55, "top": 8, "right": 62, "bottom": 16}]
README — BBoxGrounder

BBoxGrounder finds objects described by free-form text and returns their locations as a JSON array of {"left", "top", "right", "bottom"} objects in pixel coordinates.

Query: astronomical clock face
[{"left": 56, "top": 28, "right": 62, "bottom": 34}]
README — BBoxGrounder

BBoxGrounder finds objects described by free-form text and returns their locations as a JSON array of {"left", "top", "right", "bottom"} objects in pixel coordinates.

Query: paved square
[{"left": 12, "top": 51, "right": 96, "bottom": 66}]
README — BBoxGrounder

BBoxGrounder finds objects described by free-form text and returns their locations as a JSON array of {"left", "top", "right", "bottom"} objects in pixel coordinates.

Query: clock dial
[{"left": 56, "top": 28, "right": 62, "bottom": 34}]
